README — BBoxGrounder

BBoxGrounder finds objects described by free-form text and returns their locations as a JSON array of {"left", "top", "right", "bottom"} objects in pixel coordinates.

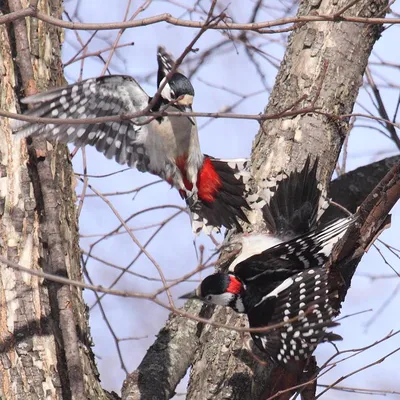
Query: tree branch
[
  {"left": 328, "top": 159, "right": 400, "bottom": 299},
  {"left": 0, "top": 6, "right": 397, "bottom": 32}
]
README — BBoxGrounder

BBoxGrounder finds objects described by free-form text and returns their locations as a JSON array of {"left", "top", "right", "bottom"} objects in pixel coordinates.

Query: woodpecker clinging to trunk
[
  {"left": 181, "top": 265, "right": 343, "bottom": 368},
  {"left": 180, "top": 214, "right": 353, "bottom": 366},
  {"left": 11, "top": 46, "right": 254, "bottom": 234},
  {"left": 181, "top": 157, "right": 355, "bottom": 366}
]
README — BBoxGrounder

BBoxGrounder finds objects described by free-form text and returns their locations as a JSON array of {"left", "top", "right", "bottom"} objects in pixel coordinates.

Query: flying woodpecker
[{"left": 11, "top": 46, "right": 254, "bottom": 234}]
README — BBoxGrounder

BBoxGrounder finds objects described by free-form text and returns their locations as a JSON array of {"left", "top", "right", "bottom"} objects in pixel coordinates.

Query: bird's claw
[{"left": 186, "top": 189, "right": 198, "bottom": 203}]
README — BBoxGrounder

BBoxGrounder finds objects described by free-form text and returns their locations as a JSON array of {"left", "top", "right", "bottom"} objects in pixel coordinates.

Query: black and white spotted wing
[
  {"left": 247, "top": 268, "right": 342, "bottom": 366},
  {"left": 235, "top": 216, "right": 354, "bottom": 283},
  {"left": 12, "top": 75, "right": 151, "bottom": 170}
]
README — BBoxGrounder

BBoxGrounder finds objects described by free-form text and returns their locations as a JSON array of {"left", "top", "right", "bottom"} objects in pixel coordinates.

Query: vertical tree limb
[
  {"left": 187, "top": 1, "right": 388, "bottom": 399},
  {"left": 122, "top": 301, "right": 207, "bottom": 400}
]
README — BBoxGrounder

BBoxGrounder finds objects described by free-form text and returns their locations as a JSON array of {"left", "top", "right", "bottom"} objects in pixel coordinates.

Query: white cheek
[{"left": 209, "top": 293, "right": 234, "bottom": 306}]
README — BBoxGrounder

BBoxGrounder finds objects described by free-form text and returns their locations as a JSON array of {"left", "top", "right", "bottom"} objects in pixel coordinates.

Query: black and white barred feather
[
  {"left": 234, "top": 216, "right": 354, "bottom": 282},
  {"left": 11, "top": 76, "right": 153, "bottom": 170},
  {"left": 248, "top": 268, "right": 342, "bottom": 366}
]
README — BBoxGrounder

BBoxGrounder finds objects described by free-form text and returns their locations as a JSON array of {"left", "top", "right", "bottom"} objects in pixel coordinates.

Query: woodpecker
[
  {"left": 180, "top": 266, "right": 342, "bottom": 367},
  {"left": 11, "top": 46, "right": 253, "bottom": 234},
  {"left": 180, "top": 216, "right": 352, "bottom": 365},
  {"left": 180, "top": 214, "right": 354, "bottom": 312}
]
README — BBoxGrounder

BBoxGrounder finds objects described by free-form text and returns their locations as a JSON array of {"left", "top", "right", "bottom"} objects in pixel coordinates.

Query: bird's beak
[
  {"left": 176, "top": 102, "right": 195, "bottom": 125},
  {"left": 184, "top": 105, "right": 195, "bottom": 126},
  {"left": 179, "top": 289, "right": 198, "bottom": 300}
]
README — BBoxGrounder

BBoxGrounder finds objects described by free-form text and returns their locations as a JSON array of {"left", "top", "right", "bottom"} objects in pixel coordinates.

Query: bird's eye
[{"left": 206, "top": 295, "right": 212, "bottom": 301}]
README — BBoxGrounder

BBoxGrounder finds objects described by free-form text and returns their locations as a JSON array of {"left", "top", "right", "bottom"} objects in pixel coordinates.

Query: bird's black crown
[
  {"left": 168, "top": 73, "right": 195, "bottom": 99},
  {"left": 199, "top": 273, "right": 231, "bottom": 297}
]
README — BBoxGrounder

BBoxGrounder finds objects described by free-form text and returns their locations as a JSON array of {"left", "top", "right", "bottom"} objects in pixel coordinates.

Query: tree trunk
[
  {"left": 186, "top": 1, "right": 387, "bottom": 399},
  {"left": 0, "top": 1, "right": 107, "bottom": 398}
]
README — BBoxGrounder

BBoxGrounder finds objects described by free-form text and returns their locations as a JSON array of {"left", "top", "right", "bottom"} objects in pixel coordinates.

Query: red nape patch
[
  {"left": 227, "top": 275, "right": 242, "bottom": 295},
  {"left": 197, "top": 157, "right": 222, "bottom": 202}
]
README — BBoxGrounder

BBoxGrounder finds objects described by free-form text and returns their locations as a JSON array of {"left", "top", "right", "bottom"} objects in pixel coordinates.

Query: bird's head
[
  {"left": 180, "top": 273, "right": 245, "bottom": 312},
  {"left": 160, "top": 73, "right": 194, "bottom": 108},
  {"left": 157, "top": 46, "right": 195, "bottom": 124}
]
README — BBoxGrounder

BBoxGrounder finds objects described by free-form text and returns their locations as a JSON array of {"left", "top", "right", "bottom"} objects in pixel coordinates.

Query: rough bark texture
[
  {"left": 122, "top": 301, "right": 208, "bottom": 400},
  {"left": 185, "top": 1, "right": 388, "bottom": 399},
  {"left": 0, "top": 1, "right": 107, "bottom": 398}
]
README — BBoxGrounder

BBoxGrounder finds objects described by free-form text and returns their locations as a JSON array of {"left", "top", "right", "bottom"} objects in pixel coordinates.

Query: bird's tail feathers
[{"left": 189, "top": 157, "right": 259, "bottom": 234}]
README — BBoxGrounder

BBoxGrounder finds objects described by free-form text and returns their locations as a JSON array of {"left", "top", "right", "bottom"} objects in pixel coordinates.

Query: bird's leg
[
  {"left": 168, "top": 167, "right": 194, "bottom": 200},
  {"left": 185, "top": 187, "right": 198, "bottom": 203}
]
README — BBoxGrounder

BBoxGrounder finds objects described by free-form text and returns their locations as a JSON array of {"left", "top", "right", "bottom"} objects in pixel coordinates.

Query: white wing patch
[{"left": 229, "top": 234, "right": 283, "bottom": 272}]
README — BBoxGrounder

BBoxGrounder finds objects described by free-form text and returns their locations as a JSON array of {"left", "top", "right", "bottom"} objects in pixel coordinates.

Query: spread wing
[
  {"left": 11, "top": 75, "right": 152, "bottom": 169},
  {"left": 234, "top": 217, "right": 354, "bottom": 283}
]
